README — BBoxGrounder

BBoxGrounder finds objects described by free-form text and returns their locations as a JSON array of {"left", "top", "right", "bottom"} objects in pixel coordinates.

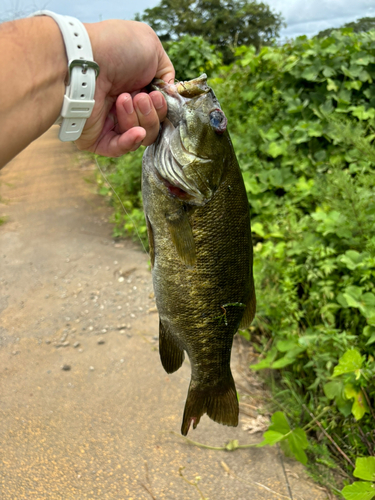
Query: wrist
[{"left": 19, "top": 16, "right": 68, "bottom": 120}]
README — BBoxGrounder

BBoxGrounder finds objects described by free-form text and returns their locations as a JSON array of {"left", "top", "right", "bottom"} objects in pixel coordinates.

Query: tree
[
  {"left": 135, "top": 0, "right": 283, "bottom": 63},
  {"left": 317, "top": 16, "right": 375, "bottom": 38}
]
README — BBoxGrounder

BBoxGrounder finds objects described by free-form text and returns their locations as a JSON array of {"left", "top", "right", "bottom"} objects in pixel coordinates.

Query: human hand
[{"left": 76, "top": 20, "right": 175, "bottom": 156}]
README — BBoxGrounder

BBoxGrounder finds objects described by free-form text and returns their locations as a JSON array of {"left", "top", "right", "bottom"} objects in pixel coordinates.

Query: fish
[{"left": 142, "top": 74, "right": 256, "bottom": 435}]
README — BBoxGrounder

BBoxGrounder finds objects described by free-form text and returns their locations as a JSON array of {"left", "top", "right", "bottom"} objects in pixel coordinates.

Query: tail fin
[{"left": 181, "top": 373, "right": 238, "bottom": 436}]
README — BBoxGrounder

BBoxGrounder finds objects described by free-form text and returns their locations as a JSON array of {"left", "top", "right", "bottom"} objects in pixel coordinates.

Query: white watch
[{"left": 32, "top": 10, "right": 100, "bottom": 142}]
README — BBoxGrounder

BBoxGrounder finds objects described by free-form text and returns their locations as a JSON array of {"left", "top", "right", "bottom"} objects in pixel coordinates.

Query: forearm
[
  {"left": 0, "top": 16, "right": 67, "bottom": 168},
  {"left": 0, "top": 15, "right": 174, "bottom": 164}
]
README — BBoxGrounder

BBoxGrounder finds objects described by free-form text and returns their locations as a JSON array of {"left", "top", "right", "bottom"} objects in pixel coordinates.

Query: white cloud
[
  {"left": 1, "top": 0, "right": 374, "bottom": 38},
  {"left": 265, "top": 0, "right": 375, "bottom": 38},
  {"left": 0, "top": 0, "right": 160, "bottom": 22}
]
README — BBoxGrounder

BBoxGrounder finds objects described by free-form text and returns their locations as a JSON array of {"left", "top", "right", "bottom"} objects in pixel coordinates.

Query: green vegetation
[
  {"left": 96, "top": 28, "right": 375, "bottom": 493},
  {"left": 96, "top": 150, "right": 147, "bottom": 246},
  {"left": 135, "top": 0, "right": 283, "bottom": 63},
  {"left": 342, "top": 457, "right": 375, "bottom": 500},
  {"left": 318, "top": 16, "right": 375, "bottom": 38},
  {"left": 165, "top": 35, "right": 222, "bottom": 80}
]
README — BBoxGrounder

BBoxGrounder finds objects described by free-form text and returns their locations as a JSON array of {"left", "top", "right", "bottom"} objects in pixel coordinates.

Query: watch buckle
[{"left": 67, "top": 59, "right": 100, "bottom": 86}]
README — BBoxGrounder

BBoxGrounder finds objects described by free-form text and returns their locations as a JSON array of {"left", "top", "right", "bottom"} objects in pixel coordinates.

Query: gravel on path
[{"left": 0, "top": 127, "right": 328, "bottom": 500}]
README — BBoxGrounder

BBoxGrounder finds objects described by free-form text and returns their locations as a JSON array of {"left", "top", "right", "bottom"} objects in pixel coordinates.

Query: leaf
[
  {"left": 323, "top": 380, "right": 343, "bottom": 400},
  {"left": 242, "top": 171, "right": 265, "bottom": 195},
  {"left": 345, "top": 80, "right": 362, "bottom": 90},
  {"left": 250, "top": 359, "right": 272, "bottom": 371},
  {"left": 271, "top": 345, "right": 306, "bottom": 368},
  {"left": 268, "top": 142, "right": 285, "bottom": 158},
  {"left": 366, "top": 333, "right": 375, "bottom": 346},
  {"left": 250, "top": 347, "right": 278, "bottom": 371},
  {"left": 271, "top": 357, "right": 296, "bottom": 369},
  {"left": 333, "top": 349, "right": 363, "bottom": 377},
  {"left": 341, "top": 481, "right": 375, "bottom": 500},
  {"left": 238, "top": 330, "right": 250, "bottom": 341},
  {"left": 269, "top": 411, "right": 291, "bottom": 435},
  {"left": 349, "top": 105, "right": 375, "bottom": 120},
  {"left": 344, "top": 384, "right": 369, "bottom": 420},
  {"left": 363, "top": 325, "right": 375, "bottom": 338},
  {"left": 279, "top": 439, "right": 294, "bottom": 459},
  {"left": 361, "top": 293, "right": 375, "bottom": 318},
  {"left": 257, "top": 430, "right": 285, "bottom": 447},
  {"left": 320, "top": 99, "right": 334, "bottom": 115},
  {"left": 276, "top": 340, "right": 297, "bottom": 352},
  {"left": 288, "top": 428, "right": 308, "bottom": 465},
  {"left": 337, "top": 399, "right": 353, "bottom": 417},
  {"left": 342, "top": 285, "right": 363, "bottom": 306},
  {"left": 327, "top": 78, "right": 338, "bottom": 92},
  {"left": 258, "top": 412, "right": 308, "bottom": 464},
  {"left": 301, "top": 66, "right": 319, "bottom": 81},
  {"left": 352, "top": 53, "right": 375, "bottom": 66},
  {"left": 323, "top": 65, "right": 336, "bottom": 77},
  {"left": 343, "top": 293, "right": 362, "bottom": 309},
  {"left": 354, "top": 457, "right": 375, "bottom": 482},
  {"left": 341, "top": 65, "right": 354, "bottom": 79},
  {"left": 258, "top": 412, "right": 291, "bottom": 447},
  {"left": 251, "top": 222, "right": 265, "bottom": 237},
  {"left": 339, "top": 250, "right": 366, "bottom": 270},
  {"left": 271, "top": 356, "right": 295, "bottom": 370}
]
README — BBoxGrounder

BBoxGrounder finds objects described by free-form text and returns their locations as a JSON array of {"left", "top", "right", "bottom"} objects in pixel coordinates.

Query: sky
[{"left": 1, "top": 0, "right": 375, "bottom": 39}]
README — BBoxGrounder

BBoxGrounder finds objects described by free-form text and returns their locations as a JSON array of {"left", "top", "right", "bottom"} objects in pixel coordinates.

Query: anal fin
[
  {"left": 159, "top": 320, "right": 185, "bottom": 374},
  {"left": 165, "top": 207, "right": 196, "bottom": 267}
]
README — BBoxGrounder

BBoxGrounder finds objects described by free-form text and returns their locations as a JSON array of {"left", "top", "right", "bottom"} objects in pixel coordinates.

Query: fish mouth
[{"left": 150, "top": 74, "right": 211, "bottom": 127}]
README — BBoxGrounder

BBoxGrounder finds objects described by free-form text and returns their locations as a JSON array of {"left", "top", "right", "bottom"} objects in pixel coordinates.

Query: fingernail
[
  {"left": 137, "top": 96, "right": 151, "bottom": 116},
  {"left": 123, "top": 96, "right": 133, "bottom": 114},
  {"left": 131, "top": 141, "right": 143, "bottom": 151},
  {"left": 152, "top": 92, "right": 164, "bottom": 110}
]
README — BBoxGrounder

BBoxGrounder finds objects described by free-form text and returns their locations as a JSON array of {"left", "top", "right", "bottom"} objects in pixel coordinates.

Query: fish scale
[{"left": 142, "top": 74, "right": 256, "bottom": 435}]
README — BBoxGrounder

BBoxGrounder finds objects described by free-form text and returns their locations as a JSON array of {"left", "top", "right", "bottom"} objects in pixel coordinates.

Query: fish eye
[{"left": 209, "top": 109, "right": 227, "bottom": 135}]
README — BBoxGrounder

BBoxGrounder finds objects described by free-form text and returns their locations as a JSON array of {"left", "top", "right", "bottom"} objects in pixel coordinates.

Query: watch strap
[{"left": 32, "top": 10, "right": 99, "bottom": 141}]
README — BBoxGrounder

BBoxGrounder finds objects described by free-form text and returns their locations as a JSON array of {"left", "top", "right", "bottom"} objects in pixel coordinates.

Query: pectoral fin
[
  {"left": 165, "top": 207, "right": 196, "bottom": 267},
  {"left": 239, "top": 277, "right": 256, "bottom": 329},
  {"left": 159, "top": 320, "right": 185, "bottom": 374}
]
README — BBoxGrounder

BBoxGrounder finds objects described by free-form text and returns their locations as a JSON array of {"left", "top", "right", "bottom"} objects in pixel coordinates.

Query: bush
[
  {"left": 165, "top": 35, "right": 222, "bottom": 80},
  {"left": 95, "top": 149, "right": 148, "bottom": 248},
  {"left": 213, "top": 29, "right": 375, "bottom": 469},
  {"left": 97, "top": 28, "right": 375, "bottom": 479}
]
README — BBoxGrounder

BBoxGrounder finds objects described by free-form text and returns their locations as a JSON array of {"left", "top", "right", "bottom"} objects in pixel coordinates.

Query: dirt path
[{"left": 0, "top": 128, "right": 327, "bottom": 500}]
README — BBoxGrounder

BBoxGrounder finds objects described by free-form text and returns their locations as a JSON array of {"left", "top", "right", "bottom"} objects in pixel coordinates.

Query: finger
[
  {"left": 116, "top": 93, "right": 139, "bottom": 133},
  {"left": 93, "top": 126, "right": 146, "bottom": 157},
  {"left": 149, "top": 91, "right": 168, "bottom": 123},
  {"left": 156, "top": 47, "right": 175, "bottom": 84},
  {"left": 133, "top": 93, "right": 161, "bottom": 147}
]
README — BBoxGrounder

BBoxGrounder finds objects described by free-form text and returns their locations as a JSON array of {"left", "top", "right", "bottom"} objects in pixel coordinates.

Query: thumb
[{"left": 156, "top": 47, "right": 175, "bottom": 84}]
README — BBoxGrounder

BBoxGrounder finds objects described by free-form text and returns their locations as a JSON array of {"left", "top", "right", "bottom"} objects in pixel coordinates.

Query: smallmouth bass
[{"left": 142, "top": 74, "right": 256, "bottom": 435}]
